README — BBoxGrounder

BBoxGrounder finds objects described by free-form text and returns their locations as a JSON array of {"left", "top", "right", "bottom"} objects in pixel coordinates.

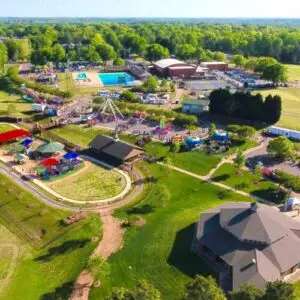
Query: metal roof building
[{"left": 193, "top": 202, "right": 300, "bottom": 291}]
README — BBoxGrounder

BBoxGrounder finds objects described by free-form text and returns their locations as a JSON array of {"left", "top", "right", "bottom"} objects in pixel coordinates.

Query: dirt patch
[
  {"left": 131, "top": 216, "right": 146, "bottom": 227},
  {"left": 69, "top": 214, "right": 125, "bottom": 300}
]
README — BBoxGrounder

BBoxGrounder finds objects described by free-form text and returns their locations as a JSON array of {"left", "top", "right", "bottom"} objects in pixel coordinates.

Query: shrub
[
  {"left": 275, "top": 171, "right": 300, "bottom": 193},
  {"left": 119, "top": 90, "right": 138, "bottom": 102}
]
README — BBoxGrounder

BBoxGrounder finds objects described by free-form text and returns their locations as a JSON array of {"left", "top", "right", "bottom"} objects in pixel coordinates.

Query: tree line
[
  {"left": 1, "top": 23, "right": 300, "bottom": 67},
  {"left": 209, "top": 89, "right": 282, "bottom": 124},
  {"left": 105, "top": 275, "right": 298, "bottom": 300}
]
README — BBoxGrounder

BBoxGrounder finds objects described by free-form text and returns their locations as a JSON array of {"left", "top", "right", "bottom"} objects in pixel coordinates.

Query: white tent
[{"left": 285, "top": 198, "right": 300, "bottom": 210}]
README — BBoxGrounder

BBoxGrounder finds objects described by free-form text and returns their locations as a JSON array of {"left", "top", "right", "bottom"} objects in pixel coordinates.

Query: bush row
[{"left": 275, "top": 170, "right": 300, "bottom": 193}]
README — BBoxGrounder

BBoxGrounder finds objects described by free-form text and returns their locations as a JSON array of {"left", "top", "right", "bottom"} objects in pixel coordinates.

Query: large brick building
[{"left": 153, "top": 58, "right": 197, "bottom": 78}]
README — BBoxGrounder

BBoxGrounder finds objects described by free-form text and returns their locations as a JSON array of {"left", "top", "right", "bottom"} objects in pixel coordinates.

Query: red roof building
[{"left": 0, "top": 129, "right": 31, "bottom": 144}]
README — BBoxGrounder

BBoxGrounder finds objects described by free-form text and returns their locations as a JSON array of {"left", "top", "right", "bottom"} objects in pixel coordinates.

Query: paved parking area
[{"left": 245, "top": 137, "right": 300, "bottom": 176}]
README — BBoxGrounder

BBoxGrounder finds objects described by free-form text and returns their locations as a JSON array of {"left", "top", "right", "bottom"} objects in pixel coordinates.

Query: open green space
[
  {"left": 211, "top": 163, "right": 286, "bottom": 203},
  {"left": 0, "top": 246, "right": 14, "bottom": 280},
  {"left": 90, "top": 162, "right": 251, "bottom": 299},
  {"left": 286, "top": 64, "right": 300, "bottom": 82},
  {"left": 46, "top": 163, "right": 126, "bottom": 201},
  {"left": 0, "top": 124, "right": 14, "bottom": 133},
  {"left": 253, "top": 87, "right": 300, "bottom": 130},
  {"left": 50, "top": 124, "right": 137, "bottom": 147},
  {"left": 0, "top": 91, "right": 32, "bottom": 117},
  {"left": 58, "top": 73, "right": 100, "bottom": 97},
  {"left": 0, "top": 173, "right": 101, "bottom": 299}
]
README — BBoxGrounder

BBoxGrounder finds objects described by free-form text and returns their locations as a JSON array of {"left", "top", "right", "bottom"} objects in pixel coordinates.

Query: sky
[{"left": 0, "top": 0, "right": 300, "bottom": 18}]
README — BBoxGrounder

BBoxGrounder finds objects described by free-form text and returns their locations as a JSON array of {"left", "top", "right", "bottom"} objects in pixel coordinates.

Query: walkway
[{"left": 158, "top": 162, "right": 275, "bottom": 206}]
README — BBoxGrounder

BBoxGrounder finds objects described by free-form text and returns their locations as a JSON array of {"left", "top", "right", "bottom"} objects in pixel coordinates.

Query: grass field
[
  {"left": 0, "top": 124, "right": 14, "bottom": 133},
  {"left": 253, "top": 87, "right": 300, "bottom": 130},
  {"left": 0, "top": 91, "right": 32, "bottom": 117},
  {"left": 58, "top": 73, "right": 100, "bottom": 97},
  {"left": 286, "top": 64, "right": 300, "bottom": 82},
  {"left": 0, "top": 173, "right": 102, "bottom": 299},
  {"left": 211, "top": 163, "right": 286, "bottom": 203},
  {"left": 90, "top": 162, "right": 251, "bottom": 299},
  {"left": 46, "top": 163, "right": 126, "bottom": 201}
]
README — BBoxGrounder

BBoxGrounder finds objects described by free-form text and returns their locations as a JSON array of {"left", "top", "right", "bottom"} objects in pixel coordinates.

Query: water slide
[{"left": 24, "top": 88, "right": 45, "bottom": 104}]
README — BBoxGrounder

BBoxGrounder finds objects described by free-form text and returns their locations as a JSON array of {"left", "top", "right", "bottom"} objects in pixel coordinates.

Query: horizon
[{"left": 1, "top": 0, "right": 300, "bottom": 19}]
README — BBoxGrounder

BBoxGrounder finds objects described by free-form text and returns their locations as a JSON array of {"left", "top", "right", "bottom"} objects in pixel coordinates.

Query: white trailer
[{"left": 269, "top": 126, "right": 300, "bottom": 141}]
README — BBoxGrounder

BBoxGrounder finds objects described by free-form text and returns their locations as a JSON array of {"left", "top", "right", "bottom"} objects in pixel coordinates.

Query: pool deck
[{"left": 72, "top": 71, "right": 103, "bottom": 88}]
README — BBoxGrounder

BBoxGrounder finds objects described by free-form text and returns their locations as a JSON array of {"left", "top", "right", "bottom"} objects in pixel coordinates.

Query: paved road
[
  {"left": 0, "top": 164, "right": 144, "bottom": 214},
  {"left": 245, "top": 137, "right": 300, "bottom": 176}
]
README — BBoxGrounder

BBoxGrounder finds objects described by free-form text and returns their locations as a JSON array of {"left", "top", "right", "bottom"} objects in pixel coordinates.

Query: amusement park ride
[{"left": 101, "top": 97, "right": 124, "bottom": 140}]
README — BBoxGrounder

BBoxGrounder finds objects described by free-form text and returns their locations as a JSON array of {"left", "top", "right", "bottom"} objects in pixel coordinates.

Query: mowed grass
[
  {"left": 0, "top": 91, "right": 32, "bottom": 116},
  {"left": 0, "top": 174, "right": 102, "bottom": 299},
  {"left": 0, "top": 124, "right": 14, "bottom": 133},
  {"left": 286, "top": 64, "right": 300, "bottom": 82},
  {"left": 0, "top": 214, "right": 101, "bottom": 300},
  {"left": 211, "top": 163, "right": 284, "bottom": 202},
  {"left": 58, "top": 73, "right": 100, "bottom": 97},
  {"left": 51, "top": 124, "right": 137, "bottom": 148},
  {"left": 0, "top": 246, "right": 14, "bottom": 280},
  {"left": 90, "top": 162, "right": 251, "bottom": 299},
  {"left": 253, "top": 87, "right": 300, "bottom": 130},
  {"left": 0, "top": 174, "right": 72, "bottom": 246},
  {"left": 46, "top": 164, "right": 126, "bottom": 201}
]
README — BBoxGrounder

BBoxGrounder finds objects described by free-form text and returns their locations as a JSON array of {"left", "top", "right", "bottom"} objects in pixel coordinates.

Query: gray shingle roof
[{"left": 195, "top": 202, "right": 300, "bottom": 290}]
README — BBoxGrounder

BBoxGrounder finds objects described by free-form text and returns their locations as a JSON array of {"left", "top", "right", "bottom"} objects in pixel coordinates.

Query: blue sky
[{"left": 0, "top": 0, "right": 300, "bottom": 18}]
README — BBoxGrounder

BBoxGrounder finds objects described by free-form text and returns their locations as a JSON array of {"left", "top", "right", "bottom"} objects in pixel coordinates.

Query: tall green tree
[
  {"left": 263, "top": 281, "right": 296, "bottom": 300},
  {"left": 230, "top": 283, "right": 264, "bottom": 300},
  {"left": 52, "top": 44, "right": 66, "bottom": 67},
  {"left": 146, "top": 44, "right": 169, "bottom": 61},
  {"left": 0, "top": 43, "right": 8, "bottom": 74},
  {"left": 182, "top": 275, "right": 226, "bottom": 300},
  {"left": 263, "top": 95, "right": 282, "bottom": 123},
  {"left": 267, "top": 136, "right": 295, "bottom": 160}
]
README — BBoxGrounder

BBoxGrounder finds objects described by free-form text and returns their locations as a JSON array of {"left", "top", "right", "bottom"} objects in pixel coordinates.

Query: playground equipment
[
  {"left": 24, "top": 88, "right": 45, "bottom": 104},
  {"left": 185, "top": 136, "right": 204, "bottom": 149},
  {"left": 100, "top": 97, "right": 124, "bottom": 139},
  {"left": 213, "top": 130, "right": 229, "bottom": 141},
  {"left": 22, "top": 94, "right": 35, "bottom": 103}
]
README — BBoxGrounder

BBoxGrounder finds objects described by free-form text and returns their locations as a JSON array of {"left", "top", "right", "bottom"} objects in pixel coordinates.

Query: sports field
[
  {"left": 46, "top": 163, "right": 127, "bottom": 201},
  {"left": 286, "top": 64, "right": 300, "bottom": 82},
  {"left": 254, "top": 87, "right": 300, "bottom": 130}
]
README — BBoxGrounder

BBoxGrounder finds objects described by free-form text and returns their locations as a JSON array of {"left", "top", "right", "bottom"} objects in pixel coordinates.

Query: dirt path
[{"left": 69, "top": 214, "right": 124, "bottom": 300}]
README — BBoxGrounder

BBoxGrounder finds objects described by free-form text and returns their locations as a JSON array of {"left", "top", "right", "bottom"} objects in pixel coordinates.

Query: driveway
[{"left": 245, "top": 137, "right": 300, "bottom": 176}]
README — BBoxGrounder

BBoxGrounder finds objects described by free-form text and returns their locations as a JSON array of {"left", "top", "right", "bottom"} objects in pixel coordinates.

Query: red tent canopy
[
  {"left": 0, "top": 129, "right": 31, "bottom": 144},
  {"left": 39, "top": 158, "right": 59, "bottom": 168}
]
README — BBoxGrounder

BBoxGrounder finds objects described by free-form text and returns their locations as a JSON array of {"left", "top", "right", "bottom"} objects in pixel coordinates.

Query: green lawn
[
  {"left": 0, "top": 124, "right": 14, "bottom": 133},
  {"left": 0, "top": 91, "right": 32, "bottom": 116},
  {"left": 253, "top": 87, "right": 300, "bottom": 130},
  {"left": 46, "top": 164, "right": 126, "bottom": 201},
  {"left": 50, "top": 124, "right": 137, "bottom": 148},
  {"left": 0, "top": 173, "right": 102, "bottom": 299},
  {"left": 286, "top": 64, "right": 300, "bottom": 82},
  {"left": 90, "top": 162, "right": 251, "bottom": 299},
  {"left": 211, "top": 163, "right": 286, "bottom": 203},
  {"left": 58, "top": 73, "right": 100, "bottom": 97}
]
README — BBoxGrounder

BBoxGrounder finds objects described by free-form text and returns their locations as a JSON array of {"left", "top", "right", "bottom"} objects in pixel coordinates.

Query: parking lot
[{"left": 245, "top": 137, "right": 300, "bottom": 176}]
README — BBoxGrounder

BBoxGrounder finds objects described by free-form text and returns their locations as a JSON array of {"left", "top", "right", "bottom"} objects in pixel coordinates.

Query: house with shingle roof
[{"left": 192, "top": 202, "right": 300, "bottom": 291}]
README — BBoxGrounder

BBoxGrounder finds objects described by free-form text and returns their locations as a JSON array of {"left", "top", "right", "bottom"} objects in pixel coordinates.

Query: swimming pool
[
  {"left": 77, "top": 73, "right": 87, "bottom": 80},
  {"left": 98, "top": 72, "right": 135, "bottom": 86}
]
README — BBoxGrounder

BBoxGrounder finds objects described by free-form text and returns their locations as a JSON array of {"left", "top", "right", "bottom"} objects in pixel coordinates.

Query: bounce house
[
  {"left": 213, "top": 130, "right": 229, "bottom": 141},
  {"left": 185, "top": 137, "right": 204, "bottom": 149}
]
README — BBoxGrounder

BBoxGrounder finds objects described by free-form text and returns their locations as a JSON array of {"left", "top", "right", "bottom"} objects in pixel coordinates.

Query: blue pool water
[
  {"left": 98, "top": 72, "right": 135, "bottom": 86},
  {"left": 77, "top": 73, "right": 87, "bottom": 80}
]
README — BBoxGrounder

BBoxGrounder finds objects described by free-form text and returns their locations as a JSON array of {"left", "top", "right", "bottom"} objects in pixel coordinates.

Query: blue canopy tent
[
  {"left": 63, "top": 152, "right": 79, "bottom": 160},
  {"left": 20, "top": 138, "right": 33, "bottom": 147}
]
